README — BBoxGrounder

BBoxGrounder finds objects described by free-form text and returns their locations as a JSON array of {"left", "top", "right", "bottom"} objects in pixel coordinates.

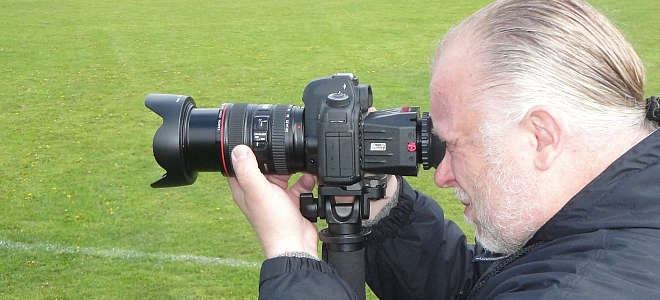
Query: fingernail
[{"left": 232, "top": 146, "right": 248, "bottom": 161}]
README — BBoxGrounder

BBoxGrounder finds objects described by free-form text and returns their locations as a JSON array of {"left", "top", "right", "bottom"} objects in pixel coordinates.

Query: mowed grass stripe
[{"left": 0, "top": 239, "right": 259, "bottom": 268}]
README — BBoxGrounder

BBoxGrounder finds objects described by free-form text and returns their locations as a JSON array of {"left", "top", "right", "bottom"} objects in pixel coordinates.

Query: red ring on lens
[{"left": 219, "top": 103, "right": 230, "bottom": 175}]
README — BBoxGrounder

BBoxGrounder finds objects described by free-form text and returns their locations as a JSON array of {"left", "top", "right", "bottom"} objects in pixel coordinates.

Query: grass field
[{"left": 1, "top": 0, "right": 658, "bottom": 299}]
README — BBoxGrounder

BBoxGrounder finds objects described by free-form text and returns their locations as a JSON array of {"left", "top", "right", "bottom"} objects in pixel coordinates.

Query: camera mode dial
[{"left": 327, "top": 92, "right": 350, "bottom": 107}]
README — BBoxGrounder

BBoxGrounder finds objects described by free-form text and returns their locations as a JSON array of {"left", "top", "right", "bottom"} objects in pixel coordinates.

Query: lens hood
[{"left": 145, "top": 94, "right": 198, "bottom": 187}]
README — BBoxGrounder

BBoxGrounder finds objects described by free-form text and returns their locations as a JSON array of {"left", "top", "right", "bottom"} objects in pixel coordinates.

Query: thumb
[
  {"left": 232, "top": 145, "right": 261, "bottom": 180},
  {"left": 231, "top": 145, "right": 271, "bottom": 196}
]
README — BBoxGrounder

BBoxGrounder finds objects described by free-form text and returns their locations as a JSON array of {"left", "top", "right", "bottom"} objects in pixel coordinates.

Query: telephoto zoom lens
[{"left": 145, "top": 94, "right": 305, "bottom": 188}]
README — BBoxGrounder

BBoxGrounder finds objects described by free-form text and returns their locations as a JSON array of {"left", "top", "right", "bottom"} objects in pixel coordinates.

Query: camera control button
[
  {"left": 328, "top": 112, "right": 347, "bottom": 124},
  {"left": 327, "top": 92, "right": 350, "bottom": 107},
  {"left": 253, "top": 116, "right": 269, "bottom": 130},
  {"left": 253, "top": 141, "right": 268, "bottom": 149}
]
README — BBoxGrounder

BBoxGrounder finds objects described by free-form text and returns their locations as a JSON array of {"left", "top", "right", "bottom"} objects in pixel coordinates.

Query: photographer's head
[{"left": 431, "top": 0, "right": 657, "bottom": 254}]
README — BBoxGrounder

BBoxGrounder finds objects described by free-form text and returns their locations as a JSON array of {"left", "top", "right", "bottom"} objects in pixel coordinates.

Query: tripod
[{"left": 300, "top": 174, "right": 388, "bottom": 300}]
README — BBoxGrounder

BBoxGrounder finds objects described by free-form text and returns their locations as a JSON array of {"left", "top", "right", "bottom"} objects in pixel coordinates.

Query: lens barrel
[
  {"left": 145, "top": 94, "right": 306, "bottom": 187},
  {"left": 218, "top": 103, "right": 305, "bottom": 177}
]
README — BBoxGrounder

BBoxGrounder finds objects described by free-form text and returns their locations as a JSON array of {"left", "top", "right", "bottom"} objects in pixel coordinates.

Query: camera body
[
  {"left": 302, "top": 73, "right": 369, "bottom": 185},
  {"left": 302, "top": 73, "right": 436, "bottom": 186},
  {"left": 145, "top": 73, "right": 443, "bottom": 188}
]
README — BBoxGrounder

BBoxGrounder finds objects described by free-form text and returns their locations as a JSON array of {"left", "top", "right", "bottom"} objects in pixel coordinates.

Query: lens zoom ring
[{"left": 271, "top": 105, "right": 290, "bottom": 174}]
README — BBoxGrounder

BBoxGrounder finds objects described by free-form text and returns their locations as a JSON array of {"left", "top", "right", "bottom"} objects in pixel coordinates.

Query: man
[{"left": 228, "top": 0, "right": 660, "bottom": 298}]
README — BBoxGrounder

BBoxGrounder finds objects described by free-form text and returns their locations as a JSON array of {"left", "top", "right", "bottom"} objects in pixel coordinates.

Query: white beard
[{"left": 454, "top": 143, "right": 544, "bottom": 254}]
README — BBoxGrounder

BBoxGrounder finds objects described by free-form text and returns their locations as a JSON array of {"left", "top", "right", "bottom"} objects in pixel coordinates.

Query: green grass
[{"left": 1, "top": 0, "right": 658, "bottom": 299}]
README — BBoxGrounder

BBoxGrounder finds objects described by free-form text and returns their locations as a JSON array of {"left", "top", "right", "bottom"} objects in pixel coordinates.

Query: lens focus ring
[
  {"left": 226, "top": 103, "right": 249, "bottom": 175},
  {"left": 271, "top": 105, "right": 290, "bottom": 174}
]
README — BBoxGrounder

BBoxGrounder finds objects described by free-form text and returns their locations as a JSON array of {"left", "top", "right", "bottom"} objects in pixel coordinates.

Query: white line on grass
[{"left": 0, "top": 239, "right": 260, "bottom": 268}]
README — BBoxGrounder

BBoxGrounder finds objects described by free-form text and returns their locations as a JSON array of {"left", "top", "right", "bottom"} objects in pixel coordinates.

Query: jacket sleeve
[
  {"left": 259, "top": 256, "right": 358, "bottom": 300},
  {"left": 365, "top": 178, "right": 477, "bottom": 299}
]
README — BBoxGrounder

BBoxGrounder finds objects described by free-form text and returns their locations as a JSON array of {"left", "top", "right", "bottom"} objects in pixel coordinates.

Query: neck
[{"left": 537, "top": 127, "right": 650, "bottom": 226}]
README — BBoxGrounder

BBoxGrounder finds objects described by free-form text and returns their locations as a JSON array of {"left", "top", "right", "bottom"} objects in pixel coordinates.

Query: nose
[{"left": 434, "top": 151, "right": 456, "bottom": 188}]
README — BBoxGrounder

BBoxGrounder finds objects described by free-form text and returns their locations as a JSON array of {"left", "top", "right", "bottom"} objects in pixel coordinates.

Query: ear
[{"left": 525, "top": 107, "right": 564, "bottom": 171}]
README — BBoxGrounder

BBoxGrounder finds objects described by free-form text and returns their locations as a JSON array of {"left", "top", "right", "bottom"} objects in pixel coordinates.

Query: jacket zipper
[{"left": 463, "top": 241, "right": 544, "bottom": 300}]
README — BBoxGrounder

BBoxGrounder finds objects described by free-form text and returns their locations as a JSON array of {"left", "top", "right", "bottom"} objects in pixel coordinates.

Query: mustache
[{"left": 453, "top": 187, "right": 469, "bottom": 203}]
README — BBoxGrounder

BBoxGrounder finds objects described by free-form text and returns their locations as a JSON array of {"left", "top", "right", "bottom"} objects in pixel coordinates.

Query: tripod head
[{"left": 299, "top": 174, "right": 389, "bottom": 300}]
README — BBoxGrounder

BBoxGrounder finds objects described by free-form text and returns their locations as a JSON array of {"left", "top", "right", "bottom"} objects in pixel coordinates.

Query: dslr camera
[
  {"left": 145, "top": 73, "right": 446, "bottom": 298},
  {"left": 145, "top": 73, "right": 444, "bottom": 187}
]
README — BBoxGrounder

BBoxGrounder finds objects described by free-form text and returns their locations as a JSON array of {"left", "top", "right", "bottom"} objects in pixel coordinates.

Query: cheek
[{"left": 451, "top": 152, "right": 481, "bottom": 185}]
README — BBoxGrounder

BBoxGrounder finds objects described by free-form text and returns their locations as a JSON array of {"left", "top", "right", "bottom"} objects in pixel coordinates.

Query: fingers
[
  {"left": 265, "top": 174, "right": 292, "bottom": 190},
  {"left": 226, "top": 177, "right": 242, "bottom": 201},
  {"left": 230, "top": 145, "right": 274, "bottom": 206},
  {"left": 288, "top": 174, "right": 316, "bottom": 198},
  {"left": 228, "top": 145, "right": 320, "bottom": 259}
]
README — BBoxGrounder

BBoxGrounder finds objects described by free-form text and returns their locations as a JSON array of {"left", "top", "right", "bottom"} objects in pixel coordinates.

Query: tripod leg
[{"left": 323, "top": 244, "right": 366, "bottom": 300}]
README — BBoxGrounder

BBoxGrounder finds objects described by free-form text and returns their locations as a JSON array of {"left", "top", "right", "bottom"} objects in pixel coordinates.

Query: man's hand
[{"left": 227, "top": 145, "right": 320, "bottom": 259}]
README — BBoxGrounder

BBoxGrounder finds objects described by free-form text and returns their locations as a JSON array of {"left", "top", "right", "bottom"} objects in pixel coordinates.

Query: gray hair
[{"left": 437, "top": 0, "right": 656, "bottom": 141}]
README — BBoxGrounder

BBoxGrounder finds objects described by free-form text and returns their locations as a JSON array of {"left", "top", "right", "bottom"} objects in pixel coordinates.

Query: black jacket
[{"left": 259, "top": 130, "right": 660, "bottom": 299}]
